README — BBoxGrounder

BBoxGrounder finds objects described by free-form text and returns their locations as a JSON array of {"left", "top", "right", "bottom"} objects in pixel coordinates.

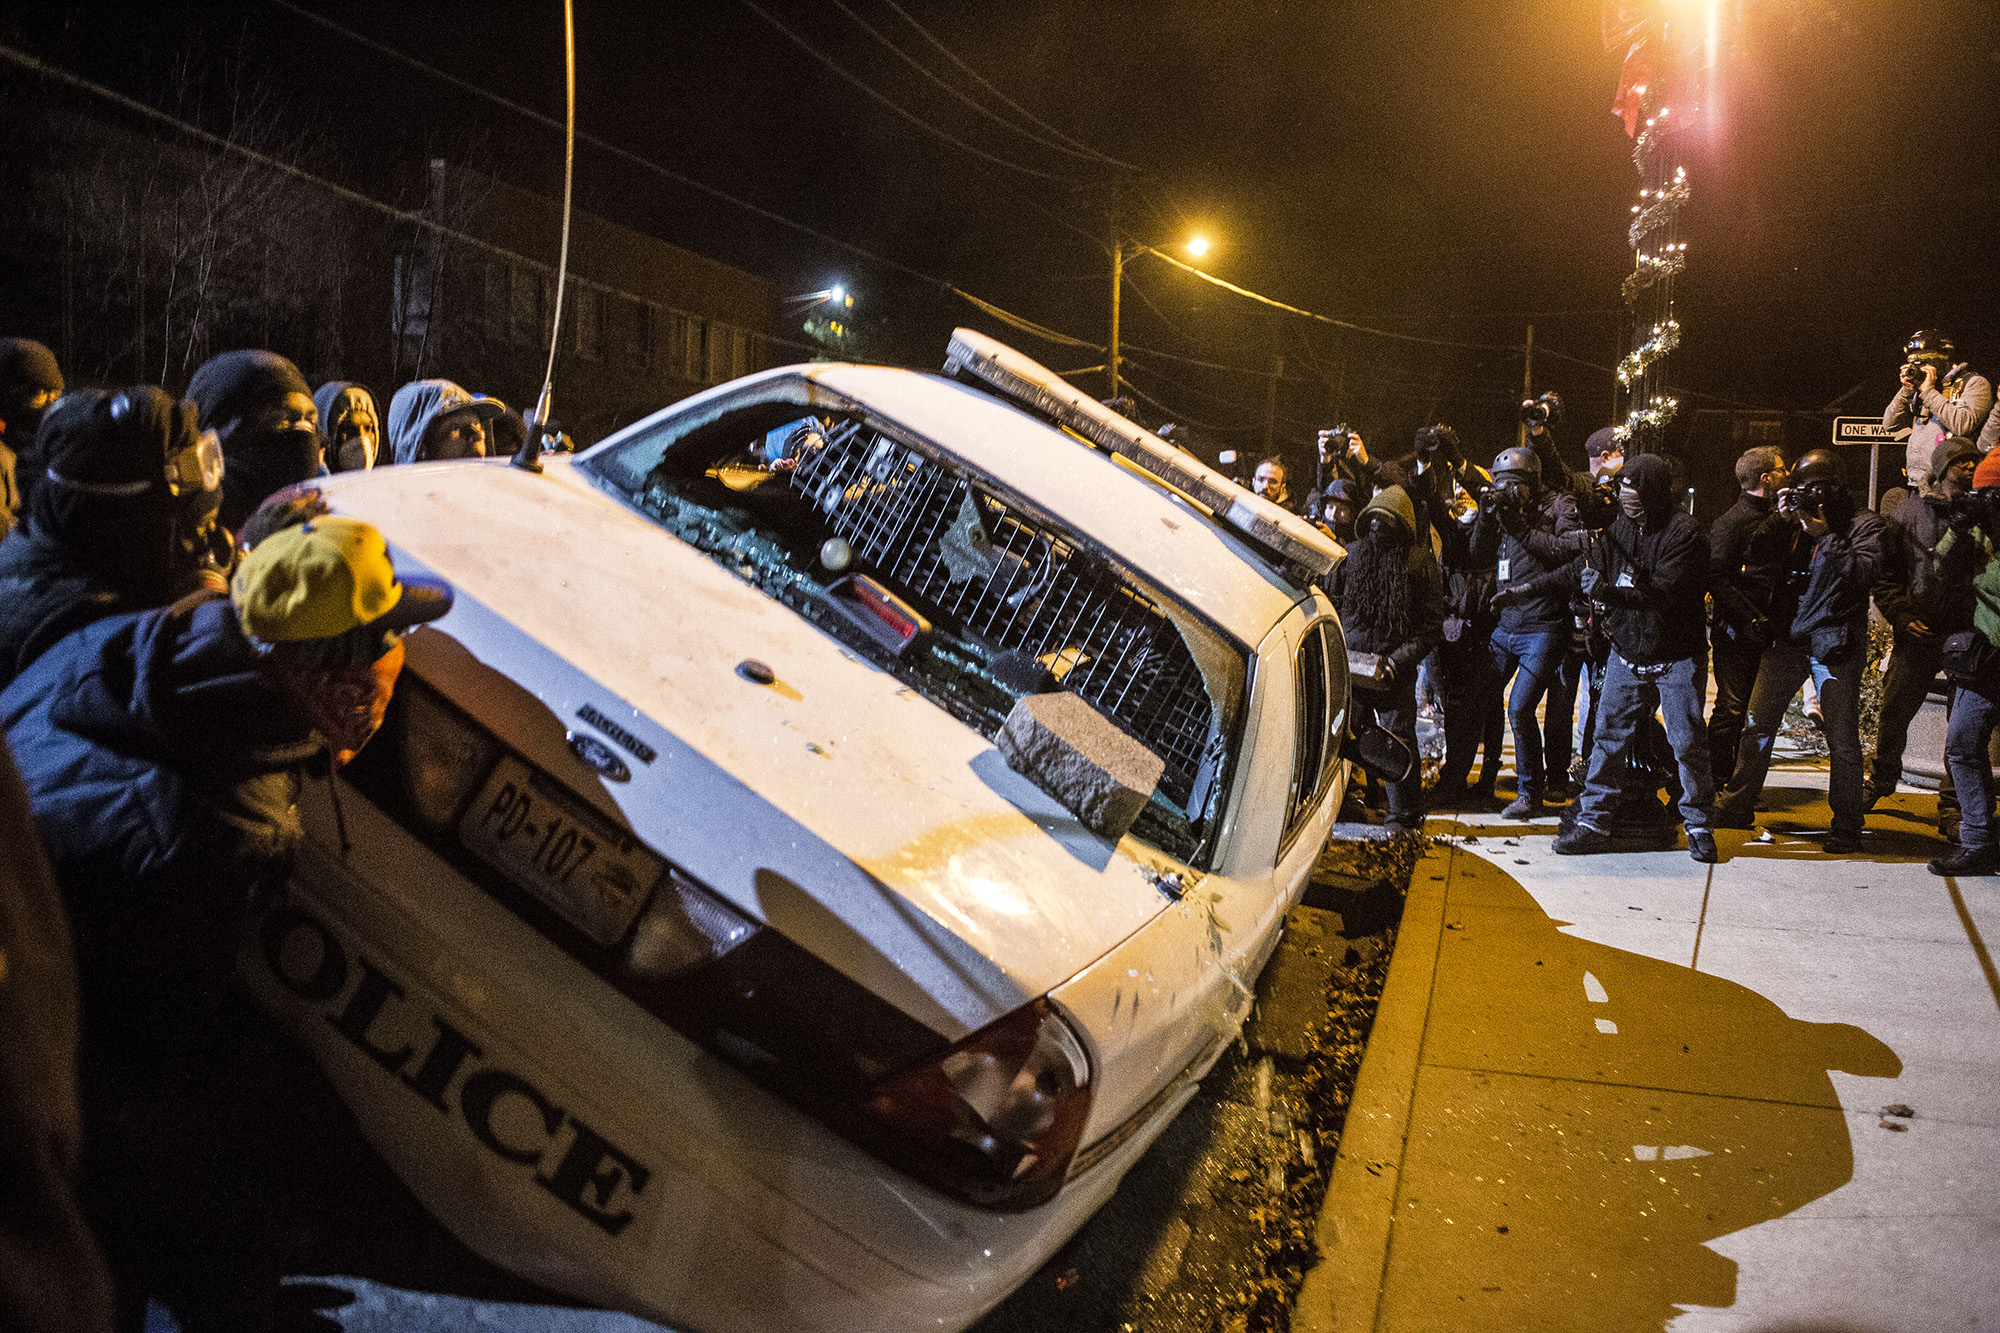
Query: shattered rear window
[{"left": 583, "top": 399, "right": 1245, "bottom": 866}]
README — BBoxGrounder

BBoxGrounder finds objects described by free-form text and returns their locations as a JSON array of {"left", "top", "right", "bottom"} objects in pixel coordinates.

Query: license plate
[{"left": 460, "top": 756, "right": 662, "bottom": 944}]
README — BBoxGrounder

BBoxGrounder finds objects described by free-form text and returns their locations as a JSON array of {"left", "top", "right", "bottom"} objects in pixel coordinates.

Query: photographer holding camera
[
  {"left": 1474, "top": 446, "right": 1588, "bottom": 817},
  {"left": 1870, "top": 437, "right": 1981, "bottom": 824},
  {"left": 1712, "top": 450, "right": 1887, "bottom": 851},
  {"left": 1553, "top": 454, "right": 1718, "bottom": 863},
  {"left": 1926, "top": 450, "right": 2000, "bottom": 874},
  {"left": 1706, "top": 447, "right": 1811, "bottom": 790},
  {"left": 1884, "top": 330, "right": 1992, "bottom": 487}
]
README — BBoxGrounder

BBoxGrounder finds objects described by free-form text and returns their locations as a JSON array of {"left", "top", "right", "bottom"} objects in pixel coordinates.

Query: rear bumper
[{"left": 242, "top": 780, "right": 1190, "bottom": 1332}]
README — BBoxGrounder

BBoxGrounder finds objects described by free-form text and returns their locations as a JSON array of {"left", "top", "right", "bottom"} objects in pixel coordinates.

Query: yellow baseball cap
[{"left": 232, "top": 516, "right": 452, "bottom": 642}]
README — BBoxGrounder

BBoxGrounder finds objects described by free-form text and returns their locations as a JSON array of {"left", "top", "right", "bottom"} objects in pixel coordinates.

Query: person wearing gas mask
[
  {"left": 1712, "top": 450, "right": 1887, "bottom": 851},
  {"left": 0, "top": 389, "right": 229, "bottom": 692},
  {"left": 313, "top": 381, "right": 382, "bottom": 473},
  {"left": 1706, "top": 447, "right": 1807, "bottom": 791},
  {"left": 1329, "top": 485, "right": 1444, "bottom": 832},
  {"left": 386, "top": 378, "right": 508, "bottom": 465},
  {"left": 1475, "top": 445, "right": 1587, "bottom": 817},
  {"left": 1870, "top": 437, "right": 1981, "bottom": 820},
  {"left": 187, "top": 349, "right": 323, "bottom": 536},
  {"left": 1554, "top": 453, "right": 1718, "bottom": 863},
  {"left": 0, "top": 338, "right": 65, "bottom": 537},
  {"left": 1884, "top": 330, "right": 1992, "bottom": 488}
]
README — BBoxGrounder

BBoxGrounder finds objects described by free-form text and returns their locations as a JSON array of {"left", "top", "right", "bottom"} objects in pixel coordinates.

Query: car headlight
[{"left": 859, "top": 998, "right": 1092, "bottom": 1210}]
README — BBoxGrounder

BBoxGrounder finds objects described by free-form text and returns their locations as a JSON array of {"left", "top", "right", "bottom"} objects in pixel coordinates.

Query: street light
[{"left": 1108, "top": 234, "right": 1212, "bottom": 403}]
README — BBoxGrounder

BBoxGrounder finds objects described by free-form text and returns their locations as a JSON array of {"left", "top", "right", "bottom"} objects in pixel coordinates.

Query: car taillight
[
  {"left": 860, "top": 999, "right": 1092, "bottom": 1211},
  {"left": 621, "top": 868, "right": 758, "bottom": 981},
  {"left": 398, "top": 686, "right": 498, "bottom": 832}
]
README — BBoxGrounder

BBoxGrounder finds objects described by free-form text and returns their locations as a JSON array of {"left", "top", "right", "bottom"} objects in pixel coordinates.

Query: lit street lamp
[{"left": 1108, "top": 234, "right": 1210, "bottom": 403}]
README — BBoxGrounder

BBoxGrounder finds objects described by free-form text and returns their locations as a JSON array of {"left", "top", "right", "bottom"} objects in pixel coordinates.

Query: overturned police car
[{"left": 243, "top": 331, "right": 1353, "bottom": 1331}]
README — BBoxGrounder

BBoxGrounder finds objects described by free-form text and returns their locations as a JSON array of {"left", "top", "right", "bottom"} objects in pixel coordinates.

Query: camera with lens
[
  {"left": 1317, "top": 424, "right": 1351, "bottom": 459},
  {"left": 1480, "top": 478, "right": 1530, "bottom": 517},
  {"left": 1520, "top": 390, "right": 1564, "bottom": 429},
  {"left": 1776, "top": 486, "right": 1826, "bottom": 521}
]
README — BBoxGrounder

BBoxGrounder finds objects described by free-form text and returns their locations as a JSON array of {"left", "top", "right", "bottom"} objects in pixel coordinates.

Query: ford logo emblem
[{"left": 567, "top": 731, "right": 631, "bottom": 783}]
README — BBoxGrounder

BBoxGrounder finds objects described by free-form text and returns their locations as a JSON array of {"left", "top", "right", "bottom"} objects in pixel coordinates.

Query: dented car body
[{"left": 242, "top": 333, "right": 1351, "bottom": 1331}]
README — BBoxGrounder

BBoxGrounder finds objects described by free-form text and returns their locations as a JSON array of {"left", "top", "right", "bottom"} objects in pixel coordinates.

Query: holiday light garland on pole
[{"left": 1604, "top": 1, "right": 1715, "bottom": 450}]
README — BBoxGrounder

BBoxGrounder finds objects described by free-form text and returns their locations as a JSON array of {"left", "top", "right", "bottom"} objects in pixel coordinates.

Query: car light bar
[{"left": 943, "top": 328, "right": 1341, "bottom": 584}]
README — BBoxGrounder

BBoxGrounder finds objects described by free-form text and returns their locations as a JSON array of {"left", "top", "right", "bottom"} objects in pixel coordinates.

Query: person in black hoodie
[
  {"left": 1713, "top": 450, "right": 1888, "bottom": 850},
  {"left": 1870, "top": 436, "right": 1979, "bottom": 813},
  {"left": 0, "top": 515, "right": 451, "bottom": 1327},
  {"left": 0, "top": 337, "right": 65, "bottom": 536},
  {"left": 1706, "top": 446, "right": 1807, "bottom": 789},
  {"left": 187, "top": 349, "right": 323, "bottom": 535},
  {"left": 1475, "top": 445, "right": 1588, "bottom": 817},
  {"left": 0, "top": 388, "right": 229, "bottom": 692},
  {"left": 1329, "top": 485, "right": 1444, "bottom": 832},
  {"left": 1554, "top": 453, "right": 1719, "bottom": 862}
]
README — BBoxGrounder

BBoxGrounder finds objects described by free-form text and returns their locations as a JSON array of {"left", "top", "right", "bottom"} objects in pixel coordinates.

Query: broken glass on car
[{"left": 583, "top": 395, "right": 1249, "bottom": 866}]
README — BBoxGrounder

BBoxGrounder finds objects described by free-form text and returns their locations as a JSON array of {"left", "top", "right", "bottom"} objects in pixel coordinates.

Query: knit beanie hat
[
  {"left": 0, "top": 338, "right": 63, "bottom": 397},
  {"left": 1970, "top": 450, "right": 2000, "bottom": 491},
  {"left": 187, "top": 349, "right": 309, "bottom": 431}
]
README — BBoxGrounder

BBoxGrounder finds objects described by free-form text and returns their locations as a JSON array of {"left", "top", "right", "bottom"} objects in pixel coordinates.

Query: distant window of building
[
  {"left": 507, "top": 264, "right": 541, "bottom": 346},
  {"left": 572, "top": 286, "right": 603, "bottom": 362},
  {"left": 484, "top": 259, "right": 508, "bottom": 339},
  {"left": 684, "top": 316, "right": 707, "bottom": 383},
  {"left": 616, "top": 298, "right": 651, "bottom": 370},
  {"left": 707, "top": 321, "right": 739, "bottom": 384}
]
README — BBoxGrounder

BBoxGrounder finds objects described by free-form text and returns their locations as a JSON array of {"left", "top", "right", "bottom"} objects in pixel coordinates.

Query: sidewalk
[{"left": 1296, "top": 763, "right": 2000, "bottom": 1333}]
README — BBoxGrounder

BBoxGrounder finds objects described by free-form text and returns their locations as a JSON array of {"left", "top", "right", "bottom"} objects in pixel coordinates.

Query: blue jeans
[
  {"left": 1716, "top": 644, "right": 1865, "bottom": 835},
  {"left": 1489, "top": 627, "right": 1565, "bottom": 797},
  {"left": 1578, "top": 652, "right": 1716, "bottom": 833},
  {"left": 1947, "top": 686, "right": 2000, "bottom": 851}
]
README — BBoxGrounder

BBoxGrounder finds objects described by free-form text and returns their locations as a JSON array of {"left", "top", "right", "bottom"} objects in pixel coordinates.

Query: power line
[
  {"left": 732, "top": 0, "right": 1086, "bottom": 184},
  {"left": 823, "top": 0, "right": 1123, "bottom": 169},
  {"left": 1135, "top": 244, "right": 1529, "bottom": 352},
  {"left": 877, "top": 0, "right": 1138, "bottom": 171},
  {"left": 264, "top": 2, "right": 1109, "bottom": 354}
]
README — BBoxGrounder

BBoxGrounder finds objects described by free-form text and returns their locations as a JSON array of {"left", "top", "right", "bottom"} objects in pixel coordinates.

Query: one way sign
[{"left": 1831, "top": 417, "right": 1910, "bottom": 444}]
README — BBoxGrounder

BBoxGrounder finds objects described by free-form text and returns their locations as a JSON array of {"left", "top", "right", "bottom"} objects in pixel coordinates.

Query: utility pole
[
  {"left": 1518, "top": 322, "right": 1534, "bottom": 447},
  {"left": 1108, "top": 239, "right": 1123, "bottom": 402},
  {"left": 1264, "top": 355, "right": 1283, "bottom": 455}
]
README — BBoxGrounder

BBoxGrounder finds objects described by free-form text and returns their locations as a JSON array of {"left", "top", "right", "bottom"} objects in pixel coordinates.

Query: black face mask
[{"left": 223, "top": 425, "right": 325, "bottom": 527}]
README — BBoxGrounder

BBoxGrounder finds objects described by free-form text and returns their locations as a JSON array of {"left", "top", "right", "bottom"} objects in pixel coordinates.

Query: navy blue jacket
[{"left": 0, "top": 596, "right": 319, "bottom": 1055}]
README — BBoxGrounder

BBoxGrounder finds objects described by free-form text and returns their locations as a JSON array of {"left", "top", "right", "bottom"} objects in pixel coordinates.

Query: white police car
[{"left": 243, "top": 331, "right": 1352, "bottom": 1331}]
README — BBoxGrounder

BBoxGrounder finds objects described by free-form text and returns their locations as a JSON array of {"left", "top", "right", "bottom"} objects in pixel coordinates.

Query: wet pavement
[{"left": 1297, "top": 764, "right": 2000, "bottom": 1333}]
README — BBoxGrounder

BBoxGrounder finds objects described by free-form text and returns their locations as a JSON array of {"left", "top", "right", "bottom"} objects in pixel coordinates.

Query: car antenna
[{"left": 513, "top": 0, "right": 577, "bottom": 475}]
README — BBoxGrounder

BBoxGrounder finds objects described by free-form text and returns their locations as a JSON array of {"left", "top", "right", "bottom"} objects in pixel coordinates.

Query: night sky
[{"left": 8, "top": 0, "right": 1999, "bottom": 462}]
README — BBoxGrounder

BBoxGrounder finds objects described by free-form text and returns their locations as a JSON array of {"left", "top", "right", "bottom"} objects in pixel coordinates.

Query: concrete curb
[{"left": 1291, "top": 835, "right": 1452, "bottom": 1333}]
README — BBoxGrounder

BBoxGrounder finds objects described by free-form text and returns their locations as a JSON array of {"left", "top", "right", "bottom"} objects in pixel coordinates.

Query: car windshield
[{"left": 582, "top": 395, "right": 1247, "bottom": 865}]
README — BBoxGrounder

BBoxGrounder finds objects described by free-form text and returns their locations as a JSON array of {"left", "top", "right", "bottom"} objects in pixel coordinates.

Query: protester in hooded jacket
[
  {"left": 313, "top": 381, "right": 381, "bottom": 473},
  {"left": 187, "top": 349, "right": 322, "bottom": 535},
  {"left": 1553, "top": 453, "right": 1719, "bottom": 863},
  {"left": 0, "top": 388, "right": 229, "bottom": 692},
  {"left": 385, "top": 378, "right": 507, "bottom": 465},
  {"left": 0, "top": 338, "right": 65, "bottom": 537},
  {"left": 1327, "top": 485, "right": 1444, "bottom": 832},
  {"left": 1871, "top": 436, "right": 1980, "bottom": 820},
  {"left": 0, "top": 516, "right": 451, "bottom": 1324},
  {"left": 1713, "top": 450, "right": 1887, "bottom": 851}
]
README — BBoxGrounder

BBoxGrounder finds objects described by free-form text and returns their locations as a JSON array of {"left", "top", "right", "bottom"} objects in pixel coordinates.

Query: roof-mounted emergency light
[{"left": 943, "top": 328, "right": 1341, "bottom": 585}]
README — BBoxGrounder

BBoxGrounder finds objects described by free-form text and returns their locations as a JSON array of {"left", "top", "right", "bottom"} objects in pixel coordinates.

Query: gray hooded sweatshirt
[{"left": 385, "top": 379, "right": 504, "bottom": 466}]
